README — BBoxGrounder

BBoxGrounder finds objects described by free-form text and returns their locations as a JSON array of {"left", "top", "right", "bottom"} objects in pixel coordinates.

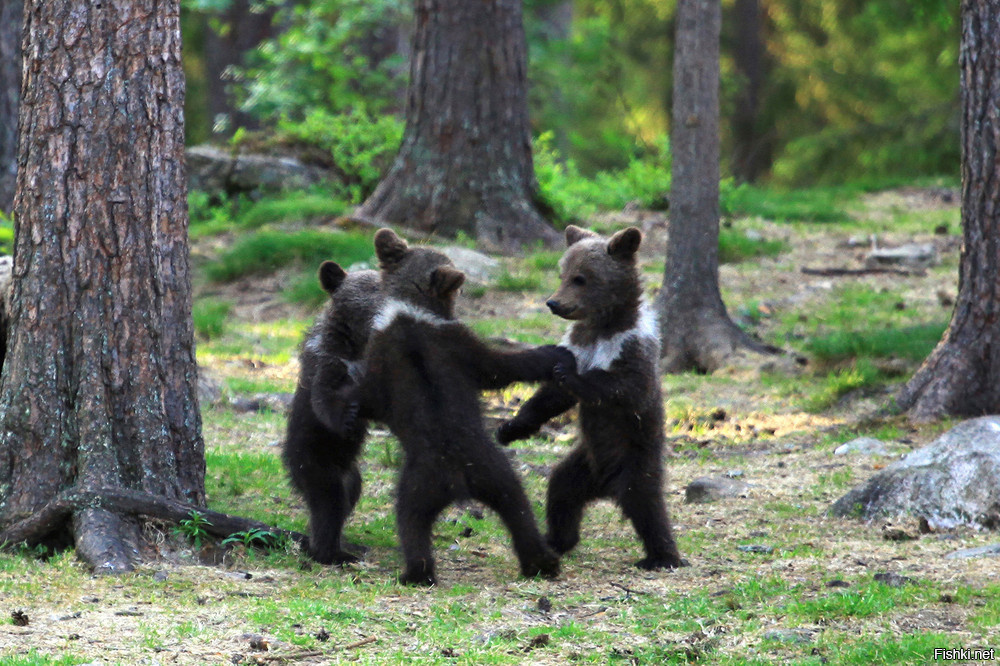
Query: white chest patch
[
  {"left": 372, "top": 298, "right": 449, "bottom": 332},
  {"left": 561, "top": 301, "right": 659, "bottom": 372}
]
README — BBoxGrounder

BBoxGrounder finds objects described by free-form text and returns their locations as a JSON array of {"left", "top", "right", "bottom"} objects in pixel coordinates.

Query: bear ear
[
  {"left": 607, "top": 227, "right": 642, "bottom": 260},
  {"left": 318, "top": 261, "right": 347, "bottom": 294},
  {"left": 374, "top": 228, "right": 410, "bottom": 270},
  {"left": 430, "top": 265, "right": 465, "bottom": 298},
  {"left": 565, "top": 225, "right": 599, "bottom": 247}
]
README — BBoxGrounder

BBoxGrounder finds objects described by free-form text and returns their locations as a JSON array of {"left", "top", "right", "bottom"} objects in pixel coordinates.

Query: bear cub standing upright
[
  {"left": 498, "top": 225, "right": 684, "bottom": 570},
  {"left": 336, "top": 228, "right": 573, "bottom": 585},
  {"left": 283, "top": 262, "right": 382, "bottom": 565}
]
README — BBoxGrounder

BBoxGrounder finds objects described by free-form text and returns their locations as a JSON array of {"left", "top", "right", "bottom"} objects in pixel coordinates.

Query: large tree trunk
[
  {"left": 0, "top": 0, "right": 206, "bottom": 573},
  {"left": 0, "top": 0, "right": 21, "bottom": 212},
  {"left": 897, "top": 0, "right": 1000, "bottom": 422},
  {"left": 355, "top": 0, "right": 559, "bottom": 252},
  {"left": 655, "top": 0, "right": 775, "bottom": 373}
]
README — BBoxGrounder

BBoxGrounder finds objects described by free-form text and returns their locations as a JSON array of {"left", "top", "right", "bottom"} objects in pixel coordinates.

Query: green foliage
[
  {"left": 222, "top": 528, "right": 286, "bottom": 550},
  {"left": 274, "top": 109, "right": 404, "bottom": 200},
  {"left": 0, "top": 209, "right": 13, "bottom": 254},
  {"left": 189, "top": 189, "right": 352, "bottom": 239},
  {"left": 235, "top": 0, "right": 409, "bottom": 123},
  {"left": 721, "top": 184, "right": 858, "bottom": 223},
  {"left": 174, "top": 511, "right": 213, "bottom": 549},
  {"left": 192, "top": 298, "right": 232, "bottom": 340},
  {"left": 718, "top": 229, "right": 788, "bottom": 264},
  {"left": 534, "top": 132, "right": 670, "bottom": 224},
  {"left": 204, "top": 228, "right": 373, "bottom": 283}
]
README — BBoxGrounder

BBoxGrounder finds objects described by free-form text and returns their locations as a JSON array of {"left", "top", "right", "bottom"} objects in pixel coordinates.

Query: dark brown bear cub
[
  {"left": 498, "top": 225, "right": 684, "bottom": 570},
  {"left": 336, "top": 228, "right": 571, "bottom": 586},
  {"left": 283, "top": 262, "right": 382, "bottom": 565}
]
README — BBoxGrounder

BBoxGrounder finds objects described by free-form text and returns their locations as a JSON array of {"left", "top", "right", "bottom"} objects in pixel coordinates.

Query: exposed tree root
[{"left": 0, "top": 486, "right": 307, "bottom": 571}]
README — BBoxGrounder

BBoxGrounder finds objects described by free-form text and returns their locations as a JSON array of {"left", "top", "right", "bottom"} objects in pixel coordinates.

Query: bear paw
[{"left": 634, "top": 554, "right": 687, "bottom": 571}]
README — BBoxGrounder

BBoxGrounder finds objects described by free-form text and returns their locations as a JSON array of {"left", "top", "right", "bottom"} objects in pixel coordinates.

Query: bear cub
[
  {"left": 336, "top": 228, "right": 573, "bottom": 585},
  {"left": 283, "top": 261, "right": 382, "bottom": 565},
  {"left": 498, "top": 225, "right": 684, "bottom": 570}
]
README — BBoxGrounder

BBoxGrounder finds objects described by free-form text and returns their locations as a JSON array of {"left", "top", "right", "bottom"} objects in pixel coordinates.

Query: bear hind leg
[
  {"left": 545, "top": 448, "right": 600, "bottom": 556},
  {"left": 617, "top": 469, "right": 684, "bottom": 570},
  {"left": 465, "top": 447, "right": 559, "bottom": 579},
  {"left": 396, "top": 461, "right": 453, "bottom": 586}
]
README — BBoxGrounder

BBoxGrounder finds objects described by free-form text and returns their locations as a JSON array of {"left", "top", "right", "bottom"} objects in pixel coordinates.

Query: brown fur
[
  {"left": 337, "top": 228, "right": 572, "bottom": 585},
  {"left": 282, "top": 262, "right": 382, "bottom": 565},
  {"left": 498, "top": 225, "right": 684, "bottom": 570}
]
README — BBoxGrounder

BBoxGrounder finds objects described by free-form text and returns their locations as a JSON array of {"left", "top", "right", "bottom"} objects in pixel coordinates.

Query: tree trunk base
[
  {"left": 355, "top": 174, "right": 560, "bottom": 254},
  {"left": 0, "top": 487, "right": 306, "bottom": 572},
  {"left": 896, "top": 338, "right": 995, "bottom": 423},
  {"left": 660, "top": 306, "right": 783, "bottom": 374}
]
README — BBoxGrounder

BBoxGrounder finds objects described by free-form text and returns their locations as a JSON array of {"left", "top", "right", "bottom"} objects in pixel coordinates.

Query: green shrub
[
  {"left": 274, "top": 109, "right": 403, "bottom": 200},
  {"left": 192, "top": 298, "right": 232, "bottom": 340},
  {"left": 718, "top": 229, "right": 788, "bottom": 263},
  {"left": 205, "top": 229, "right": 373, "bottom": 283},
  {"left": 238, "top": 193, "right": 349, "bottom": 229}
]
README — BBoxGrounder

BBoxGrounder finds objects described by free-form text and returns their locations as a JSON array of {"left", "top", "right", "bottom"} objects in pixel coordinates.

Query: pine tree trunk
[
  {"left": 897, "top": 0, "right": 1000, "bottom": 422},
  {"left": 730, "top": 0, "right": 772, "bottom": 183},
  {"left": 355, "top": 0, "right": 559, "bottom": 252},
  {"left": 0, "top": 0, "right": 21, "bottom": 212},
  {"left": 0, "top": 0, "right": 205, "bottom": 572},
  {"left": 655, "top": 0, "right": 775, "bottom": 373}
]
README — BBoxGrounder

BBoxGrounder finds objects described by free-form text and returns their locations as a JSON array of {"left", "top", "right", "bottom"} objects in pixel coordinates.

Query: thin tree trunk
[
  {"left": 897, "top": 0, "right": 1000, "bottom": 422},
  {"left": 730, "top": 0, "right": 772, "bottom": 183},
  {"left": 203, "top": 0, "right": 276, "bottom": 136},
  {"left": 655, "top": 0, "right": 776, "bottom": 373},
  {"left": 0, "top": 0, "right": 205, "bottom": 572},
  {"left": 0, "top": 0, "right": 21, "bottom": 211},
  {"left": 355, "top": 0, "right": 559, "bottom": 252}
]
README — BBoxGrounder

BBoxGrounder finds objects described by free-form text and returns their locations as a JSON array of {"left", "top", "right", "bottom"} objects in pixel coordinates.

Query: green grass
[
  {"left": 204, "top": 228, "right": 373, "bottom": 283},
  {"left": 802, "top": 360, "right": 887, "bottom": 412},
  {"left": 806, "top": 323, "right": 947, "bottom": 364},
  {"left": 722, "top": 183, "right": 860, "bottom": 224},
  {"left": 188, "top": 189, "right": 351, "bottom": 239}
]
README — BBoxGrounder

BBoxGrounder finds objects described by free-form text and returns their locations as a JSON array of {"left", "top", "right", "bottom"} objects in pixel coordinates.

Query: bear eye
[{"left": 571, "top": 275, "right": 586, "bottom": 286}]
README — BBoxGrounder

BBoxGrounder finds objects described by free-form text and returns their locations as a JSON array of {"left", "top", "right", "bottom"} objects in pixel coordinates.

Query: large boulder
[
  {"left": 832, "top": 416, "right": 1000, "bottom": 529},
  {"left": 186, "top": 145, "right": 332, "bottom": 197}
]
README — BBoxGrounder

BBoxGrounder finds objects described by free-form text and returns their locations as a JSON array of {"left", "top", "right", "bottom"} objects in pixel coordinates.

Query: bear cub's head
[
  {"left": 545, "top": 225, "right": 643, "bottom": 325},
  {"left": 374, "top": 228, "right": 465, "bottom": 319}
]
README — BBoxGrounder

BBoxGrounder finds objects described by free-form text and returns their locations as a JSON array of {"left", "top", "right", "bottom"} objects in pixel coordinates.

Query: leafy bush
[
  {"left": 205, "top": 229, "right": 373, "bottom": 282},
  {"left": 534, "top": 132, "right": 671, "bottom": 225},
  {"left": 235, "top": 0, "right": 409, "bottom": 123},
  {"left": 274, "top": 109, "right": 403, "bottom": 199},
  {"left": 718, "top": 229, "right": 788, "bottom": 264},
  {"left": 193, "top": 298, "right": 233, "bottom": 340}
]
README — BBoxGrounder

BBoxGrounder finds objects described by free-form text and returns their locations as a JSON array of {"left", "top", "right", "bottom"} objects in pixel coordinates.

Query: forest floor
[{"left": 4, "top": 185, "right": 1000, "bottom": 665}]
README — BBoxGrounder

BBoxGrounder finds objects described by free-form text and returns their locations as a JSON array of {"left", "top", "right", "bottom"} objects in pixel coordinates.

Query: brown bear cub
[
  {"left": 283, "top": 261, "right": 382, "bottom": 565},
  {"left": 497, "top": 225, "right": 684, "bottom": 571},
  {"left": 335, "top": 228, "right": 572, "bottom": 585}
]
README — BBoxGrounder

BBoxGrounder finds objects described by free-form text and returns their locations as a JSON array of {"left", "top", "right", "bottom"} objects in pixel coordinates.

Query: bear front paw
[{"left": 497, "top": 419, "right": 534, "bottom": 445}]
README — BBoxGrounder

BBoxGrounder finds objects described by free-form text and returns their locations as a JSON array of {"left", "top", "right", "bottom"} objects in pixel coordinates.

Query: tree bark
[
  {"left": 0, "top": 0, "right": 205, "bottom": 572},
  {"left": 0, "top": 0, "right": 21, "bottom": 212},
  {"left": 355, "top": 0, "right": 559, "bottom": 252},
  {"left": 897, "top": 0, "right": 1000, "bottom": 422},
  {"left": 655, "top": 0, "right": 776, "bottom": 373}
]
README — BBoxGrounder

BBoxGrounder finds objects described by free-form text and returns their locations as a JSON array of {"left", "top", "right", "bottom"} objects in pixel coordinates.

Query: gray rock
[
  {"left": 439, "top": 246, "right": 501, "bottom": 284},
  {"left": 197, "top": 369, "right": 223, "bottom": 406},
  {"left": 685, "top": 476, "right": 750, "bottom": 503},
  {"left": 186, "top": 145, "right": 331, "bottom": 197},
  {"left": 834, "top": 437, "right": 890, "bottom": 456},
  {"left": 945, "top": 543, "right": 1000, "bottom": 560},
  {"left": 832, "top": 416, "right": 1000, "bottom": 529},
  {"left": 762, "top": 629, "right": 813, "bottom": 645},
  {"left": 864, "top": 242, "right": 938, "bottom": 269}
]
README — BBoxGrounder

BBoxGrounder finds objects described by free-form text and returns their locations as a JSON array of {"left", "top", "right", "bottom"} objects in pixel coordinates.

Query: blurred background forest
[{"left": 179, "top": 0, "right": 959, "bottom": 217}]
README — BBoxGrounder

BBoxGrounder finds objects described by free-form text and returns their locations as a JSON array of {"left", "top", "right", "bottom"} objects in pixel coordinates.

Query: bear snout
[{"left": 546, "top": 299, "right": 576, "bottom": 318}]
